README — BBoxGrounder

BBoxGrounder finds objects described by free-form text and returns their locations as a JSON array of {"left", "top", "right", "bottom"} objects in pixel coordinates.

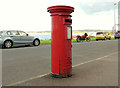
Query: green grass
[
  {"left": 40, "top": 40, "right": 51, "bottom": 44},
  {"left": 111, "top": 37, "right": 115, "bottom": 40},
  {"left": 90, "top": 38, "right": 96, "bottom": 41},
  {"left": 40, "top": 37, "right": 115, "bottom": 45},
  {"left": 72, "top": 39, "right": 77, "bottom": 42}
]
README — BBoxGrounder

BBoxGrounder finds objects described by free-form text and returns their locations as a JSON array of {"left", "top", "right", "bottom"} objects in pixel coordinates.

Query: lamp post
[{"left": 114, "top": 3, "right": 116, "bottom": 32}]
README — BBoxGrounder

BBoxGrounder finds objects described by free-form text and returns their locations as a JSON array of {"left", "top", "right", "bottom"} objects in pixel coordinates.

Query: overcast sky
[{"left": 0, "top": 0, "right": 119, "bottom": 31}]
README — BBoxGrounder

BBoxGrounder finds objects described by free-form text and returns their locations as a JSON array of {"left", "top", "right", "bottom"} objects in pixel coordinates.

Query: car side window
[
  {"left": 19, "top": 31, "right": 27, "bottom": 36},
  {"left": 0, "top": 31, "right": 3, "bottom": 34},
  {"left": 11, "top": 31, "right": 19, "bottom": 35},
  {"left": 7, "top": 31, "right": 12, "bottom": 35}
]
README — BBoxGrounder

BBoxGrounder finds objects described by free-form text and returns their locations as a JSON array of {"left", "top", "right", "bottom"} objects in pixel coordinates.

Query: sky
[{"left": 0, "top": 0, "right": 119, "bottom": 32}]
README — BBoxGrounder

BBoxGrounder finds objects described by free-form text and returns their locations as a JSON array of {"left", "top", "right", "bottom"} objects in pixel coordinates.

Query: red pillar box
[{"left": 47, "top": 5, "right": 74, "bottom": 77}]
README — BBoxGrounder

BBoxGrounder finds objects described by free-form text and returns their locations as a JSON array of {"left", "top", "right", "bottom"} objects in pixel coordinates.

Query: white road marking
[
  {"left": 6, "top": 52, "right": 117, "bottom": 86},
  {"left": 72, "top": 52, "right": 117, "bottom": 67}
]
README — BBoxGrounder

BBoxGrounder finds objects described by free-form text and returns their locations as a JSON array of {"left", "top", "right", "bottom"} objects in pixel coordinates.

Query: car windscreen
[
  {"left": 0, "top": 31, "right": 3, "bottom": 34},
  {"left": 96, "top": 32, "right": 103, "bottom": 35}
]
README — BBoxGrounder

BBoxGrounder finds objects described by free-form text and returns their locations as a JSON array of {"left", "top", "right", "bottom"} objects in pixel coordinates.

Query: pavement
[
  {"left": 15, "top": 52, "right": 118, "bottom": 86},
  {"left": 1, "top": 40, "right": 119, "bottom": 86}
]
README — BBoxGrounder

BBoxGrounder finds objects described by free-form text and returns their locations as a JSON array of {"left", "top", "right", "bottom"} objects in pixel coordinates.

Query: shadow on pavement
[{"left": 0, "top": 45, "right": 33, "bottom": 49}]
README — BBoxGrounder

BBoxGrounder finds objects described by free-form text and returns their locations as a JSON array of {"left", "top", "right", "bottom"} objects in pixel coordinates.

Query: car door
[
  {"left": 18, "top": 31, "right": 33, "bottom": 44},
  {"left": 106, "top": 33, "right": 109, "bottom": 39},
  {"left": 104, "top": 32, "right": 109, "bottom": 39},
  {"left": 7, "top": 31, "right": 21, "bottom": 44}
]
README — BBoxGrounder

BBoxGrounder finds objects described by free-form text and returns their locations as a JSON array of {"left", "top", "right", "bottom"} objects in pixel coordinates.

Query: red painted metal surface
[{"left": 47, "top": 5, "right": 74, "bottom": 77}]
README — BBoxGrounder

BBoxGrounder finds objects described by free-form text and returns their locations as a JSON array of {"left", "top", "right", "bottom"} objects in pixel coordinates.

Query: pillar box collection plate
[{"left": 47, "top": 5, "right": 74, "bottom": 78}]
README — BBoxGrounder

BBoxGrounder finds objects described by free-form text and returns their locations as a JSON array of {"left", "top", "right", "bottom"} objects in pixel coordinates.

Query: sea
[{"left": 29, "top": 34, "right": 82, "bottom": 40}]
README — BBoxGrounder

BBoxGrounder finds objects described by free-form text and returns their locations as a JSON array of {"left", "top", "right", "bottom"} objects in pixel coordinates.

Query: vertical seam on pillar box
[{"left": 59, "top": 16, "right": 61, "bottom": 74}]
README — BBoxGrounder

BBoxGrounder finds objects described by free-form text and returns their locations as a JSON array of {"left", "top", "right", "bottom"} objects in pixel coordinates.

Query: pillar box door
[{"left": 47, "top": 5, "right": 74, "bottom": 77}]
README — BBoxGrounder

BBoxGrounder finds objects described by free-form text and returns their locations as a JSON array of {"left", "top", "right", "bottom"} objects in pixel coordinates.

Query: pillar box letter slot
[
  {"left": 47, "top": 5, "right": 74, "bottom": 78},
  {"left": 65, "top": 19, "right": 72, "bottom": 24}
]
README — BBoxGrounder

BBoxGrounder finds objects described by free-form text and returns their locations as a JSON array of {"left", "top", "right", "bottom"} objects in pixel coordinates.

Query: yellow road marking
[
  {"left": 7, "top": 73, "right": 50, "bottom": 86},
  {"left": 7, "top": 52, "right": 117, "bottom": 86}
]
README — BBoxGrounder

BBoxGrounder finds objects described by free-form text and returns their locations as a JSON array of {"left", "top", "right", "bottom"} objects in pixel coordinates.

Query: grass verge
[{"left": 40, "top": 40, "right": 51, "bottom": 45}]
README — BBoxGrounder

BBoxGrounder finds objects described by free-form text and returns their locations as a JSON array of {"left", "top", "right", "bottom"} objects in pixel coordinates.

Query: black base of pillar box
[{"left": 50, "top": 73, "right": 72, "bottom": 78}]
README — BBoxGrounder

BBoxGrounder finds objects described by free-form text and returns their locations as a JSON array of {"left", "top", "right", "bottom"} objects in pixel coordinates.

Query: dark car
[{"left": 114, "top": 31, "right": 120, "bottom": 39}]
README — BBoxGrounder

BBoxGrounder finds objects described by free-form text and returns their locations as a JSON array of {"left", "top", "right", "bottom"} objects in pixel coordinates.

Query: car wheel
[
  {"left": 76, "top": 37, "right": 80, "bottom": 42},
  {"left": 4, "top": 40, "right": 13, "bottom": 48},
  {"left": 104, "top": 37, "right": 106, "bottom": 40},
  {"left": 33, "top": 39, "right": 40, "bottom": 46},
  {"left": 86, "top": 38, "right": 90, "bottom": 42},
  {"left": 96, "top": 39, "right": 98, "bottom": 41},
  {"left": 109, "top": 37, "right": 111, "bottom": 40}
]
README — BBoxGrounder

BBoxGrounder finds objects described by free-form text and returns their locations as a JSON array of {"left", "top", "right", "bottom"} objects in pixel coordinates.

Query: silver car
[{"left": 0, "top": 30, "right": 40, "bottom": 48}]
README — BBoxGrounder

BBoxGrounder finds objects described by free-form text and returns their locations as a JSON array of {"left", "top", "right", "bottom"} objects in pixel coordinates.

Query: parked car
[
  {"left": 114, "top": 31, "right": 120, "bottom": 39},
  {"left": 96, "top": 32, "right": 111, "bottom": 41},
  {"left": 0, "top": 30, "right": 40, "bottom": 48}
]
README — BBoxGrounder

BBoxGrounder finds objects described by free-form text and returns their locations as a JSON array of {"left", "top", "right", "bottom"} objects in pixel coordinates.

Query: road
[{"left": 2, "top": 40, "right": 118, "bottom": 86}]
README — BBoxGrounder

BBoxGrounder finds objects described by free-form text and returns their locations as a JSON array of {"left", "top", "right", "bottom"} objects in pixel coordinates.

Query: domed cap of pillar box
[{"left": 47, "top": 5, "right": 74, "bottom": 14}]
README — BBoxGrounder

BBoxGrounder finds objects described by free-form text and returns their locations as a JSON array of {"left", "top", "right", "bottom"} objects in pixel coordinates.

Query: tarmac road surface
[{"left": 2, "top": 40, "right": 118, "bottom": 86}]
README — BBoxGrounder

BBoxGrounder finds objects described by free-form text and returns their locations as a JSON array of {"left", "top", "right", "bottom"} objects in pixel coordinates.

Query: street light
[{"left": 114, "top": 3, "right": 117, "bottom": 32}]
